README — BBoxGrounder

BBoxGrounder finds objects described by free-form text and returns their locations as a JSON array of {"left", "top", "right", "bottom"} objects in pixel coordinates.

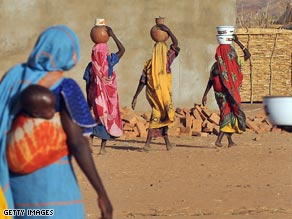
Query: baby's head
[{"left": 21, "top": 85, "right": 56, "bottom": 119}]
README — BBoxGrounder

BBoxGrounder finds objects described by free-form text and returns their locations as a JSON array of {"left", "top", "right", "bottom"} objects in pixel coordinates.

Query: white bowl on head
[
  {"left": 217, "top": 34, "right": 233, "bottom": 45},
  {"left": 216, "top": 26, "right": 235, "bottom": 35},
  {"left": 263, "top": 96, "right": 292, "bottom": 126}
]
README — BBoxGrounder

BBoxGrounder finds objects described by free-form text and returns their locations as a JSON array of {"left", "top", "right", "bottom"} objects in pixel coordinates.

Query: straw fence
[{"left": 234, "top": 28, "right": 292, "bottom": 102}]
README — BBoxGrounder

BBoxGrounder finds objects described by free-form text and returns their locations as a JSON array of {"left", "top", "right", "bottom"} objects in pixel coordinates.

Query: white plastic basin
[
  {"left": 216, "top": 26, "right": 235, "bottom": 35},
  {"left": 217, "top": 35, "right": 233, "bottom": 45},
  {"left": 263, "top": 96, "right": 292, "bottom": 126}
]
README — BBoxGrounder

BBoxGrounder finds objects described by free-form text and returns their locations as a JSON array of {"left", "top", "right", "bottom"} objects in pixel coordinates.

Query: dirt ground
[{"left": 73, "top": 104, "right": 292, "bottom": 219}]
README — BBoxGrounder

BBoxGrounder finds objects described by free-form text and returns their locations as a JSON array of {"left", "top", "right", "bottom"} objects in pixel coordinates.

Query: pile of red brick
[{"left": 120, "top": 104, "right": 280, "bottom": 139}]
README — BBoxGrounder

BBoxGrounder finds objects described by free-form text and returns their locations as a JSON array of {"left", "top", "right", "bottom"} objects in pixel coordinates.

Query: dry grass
[{"left": 236, "top": 0, "right": 291, "bottom": 28}]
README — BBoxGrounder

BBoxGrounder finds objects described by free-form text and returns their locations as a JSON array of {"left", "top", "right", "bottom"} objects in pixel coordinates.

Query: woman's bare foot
[
  {"left": 98, "top": 148, "right": 107, "bottom": 155},
  {"left": 228, "top": 142, "right": 237, "bottom": 147},
  {"left": 98, "top": 139, "right": 107, "bottom": 155},
  {"left": 215, "top": 132, "right": 224, "bottom": 148},
  {"left": 139, "top": 144, "right": 151, "bottom": 152},
  {"left": 166, "top": 143, "right": 176, "bottom": 151},
  {"left": 227, "top": 133, "right": 236, "bottom": 147},
  {"left": 215, "top": 141, "right": 224, "bottom": 147}
]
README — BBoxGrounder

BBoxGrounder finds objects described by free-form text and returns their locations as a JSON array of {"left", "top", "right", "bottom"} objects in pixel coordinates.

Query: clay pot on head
[
  {"left": 90, "top": 25, "right": 109, "bottom": 44},
  {"left": 150, "top": 17, "right": 169, "bottom": 42}
]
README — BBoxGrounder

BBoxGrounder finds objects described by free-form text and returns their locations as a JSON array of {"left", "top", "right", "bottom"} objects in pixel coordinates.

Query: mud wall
[{"left": 0, "top": 0, "right": 236, "bottom": 110}]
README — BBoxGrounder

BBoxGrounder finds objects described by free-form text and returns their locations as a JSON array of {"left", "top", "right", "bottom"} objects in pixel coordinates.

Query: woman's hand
[
  {"left": 106, "top": 26, "right": 114, "bottom": 37},
  {"left": 157, "top": 24, "right": 178, "bottom": 46},
  {"left": 157, "top": 24, "right": 170, "bottom": 33},
  {"left": 202, "top": 95, "right": 207, "bottom": 106},
  {"left": 131, "top": 97, "right": 137, "bottom": 110},
  {"left": 98, "top": 196, "right": 113, "bottom": 219},
  {"left": 233, "top": 34, "right": 240, "bottom": 44}
]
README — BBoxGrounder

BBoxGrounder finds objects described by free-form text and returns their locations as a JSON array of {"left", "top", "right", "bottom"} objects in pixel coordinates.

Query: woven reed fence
[{"left": 234, "top": 28, "right": 292, "bottom": 102}]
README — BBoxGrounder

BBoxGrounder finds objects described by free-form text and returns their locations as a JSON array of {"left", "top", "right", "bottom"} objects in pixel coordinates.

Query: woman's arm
[
  {"left": 60, "top": 99, "right": 112, "bottom": 219},
  {"left": 202, "top": 80, "right": 213, "bottom": 106},
  {"left": 157, "top": 24, "right": 178, "bottom": 47},
  {"left": 233, "top": 34, "right": 251, "bottom": 61},
  {"left": 131, "top": 81, "right": 145, "bottom": 110},
  {"left": 202, "top": 63, "right": 217, "bottom": 106},
  {"left": 106, "top": 26, "right": 125, "bottom": 59}
]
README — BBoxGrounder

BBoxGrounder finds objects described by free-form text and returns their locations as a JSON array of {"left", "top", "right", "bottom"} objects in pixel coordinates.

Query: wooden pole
[
  {"left": 247, "top": 34, "right": 253, "bottom": 103},
  {"left": 269, "top": 33, "right": 278, "bottom": 95}
]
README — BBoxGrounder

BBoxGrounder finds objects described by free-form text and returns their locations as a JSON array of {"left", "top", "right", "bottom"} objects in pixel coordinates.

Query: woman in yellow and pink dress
[{"left": 131, "top": 23, "right": 180, "bottom": 151}]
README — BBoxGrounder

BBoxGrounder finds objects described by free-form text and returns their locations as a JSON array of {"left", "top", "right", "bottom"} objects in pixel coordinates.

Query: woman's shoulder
[
  {"left": 58, "top": 78, "right": 84, "bottom": 99},
  {"left": 59, "top": 78, "right": 96, "bottom": 128},
  {"left": 61, "top": 77, "right": 79, "bottom": 86},
  {"left": 60, "top": 78, "right": 83, "bottom": 92}
]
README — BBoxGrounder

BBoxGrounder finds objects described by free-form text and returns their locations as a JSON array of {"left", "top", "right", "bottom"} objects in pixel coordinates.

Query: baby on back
[
  {"left": 21, "top": 84, "right": 56, "bottom": 119},
  {"left": 7, "top": 85, "right": 67, "bottom": 174}
]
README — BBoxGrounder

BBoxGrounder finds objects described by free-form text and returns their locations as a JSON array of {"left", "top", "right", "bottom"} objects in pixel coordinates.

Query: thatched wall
[{"left": 234, "top": 28, "right": 292, "bottom": 102}]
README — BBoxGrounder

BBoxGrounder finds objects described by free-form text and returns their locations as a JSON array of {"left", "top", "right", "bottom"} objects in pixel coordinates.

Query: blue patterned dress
[
  {"left": 10, "top": 78, "right": 95, "bottom": 219},
  {"left": 0, "top": 26, "right": 95, "bottom": 219}
]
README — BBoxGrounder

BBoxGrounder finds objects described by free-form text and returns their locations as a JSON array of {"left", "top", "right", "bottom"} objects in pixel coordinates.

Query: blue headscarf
[{"left": 0, "top": 25, "right": 80, "bottom": 208}]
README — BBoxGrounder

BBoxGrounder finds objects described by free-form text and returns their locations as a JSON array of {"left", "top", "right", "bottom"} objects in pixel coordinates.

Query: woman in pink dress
[{"left": 83, "top": 26, "right": 125, "bottom": 155}]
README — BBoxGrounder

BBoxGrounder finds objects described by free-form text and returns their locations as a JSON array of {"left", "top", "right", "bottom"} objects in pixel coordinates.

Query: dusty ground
[{"left": 73, "top": 104, "right": 292, "bottom": 219}]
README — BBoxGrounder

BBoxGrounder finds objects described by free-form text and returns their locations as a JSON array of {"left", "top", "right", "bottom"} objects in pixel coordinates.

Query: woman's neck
[{"left": 38, "top": 71, "right": 63, "bottom": 88}]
